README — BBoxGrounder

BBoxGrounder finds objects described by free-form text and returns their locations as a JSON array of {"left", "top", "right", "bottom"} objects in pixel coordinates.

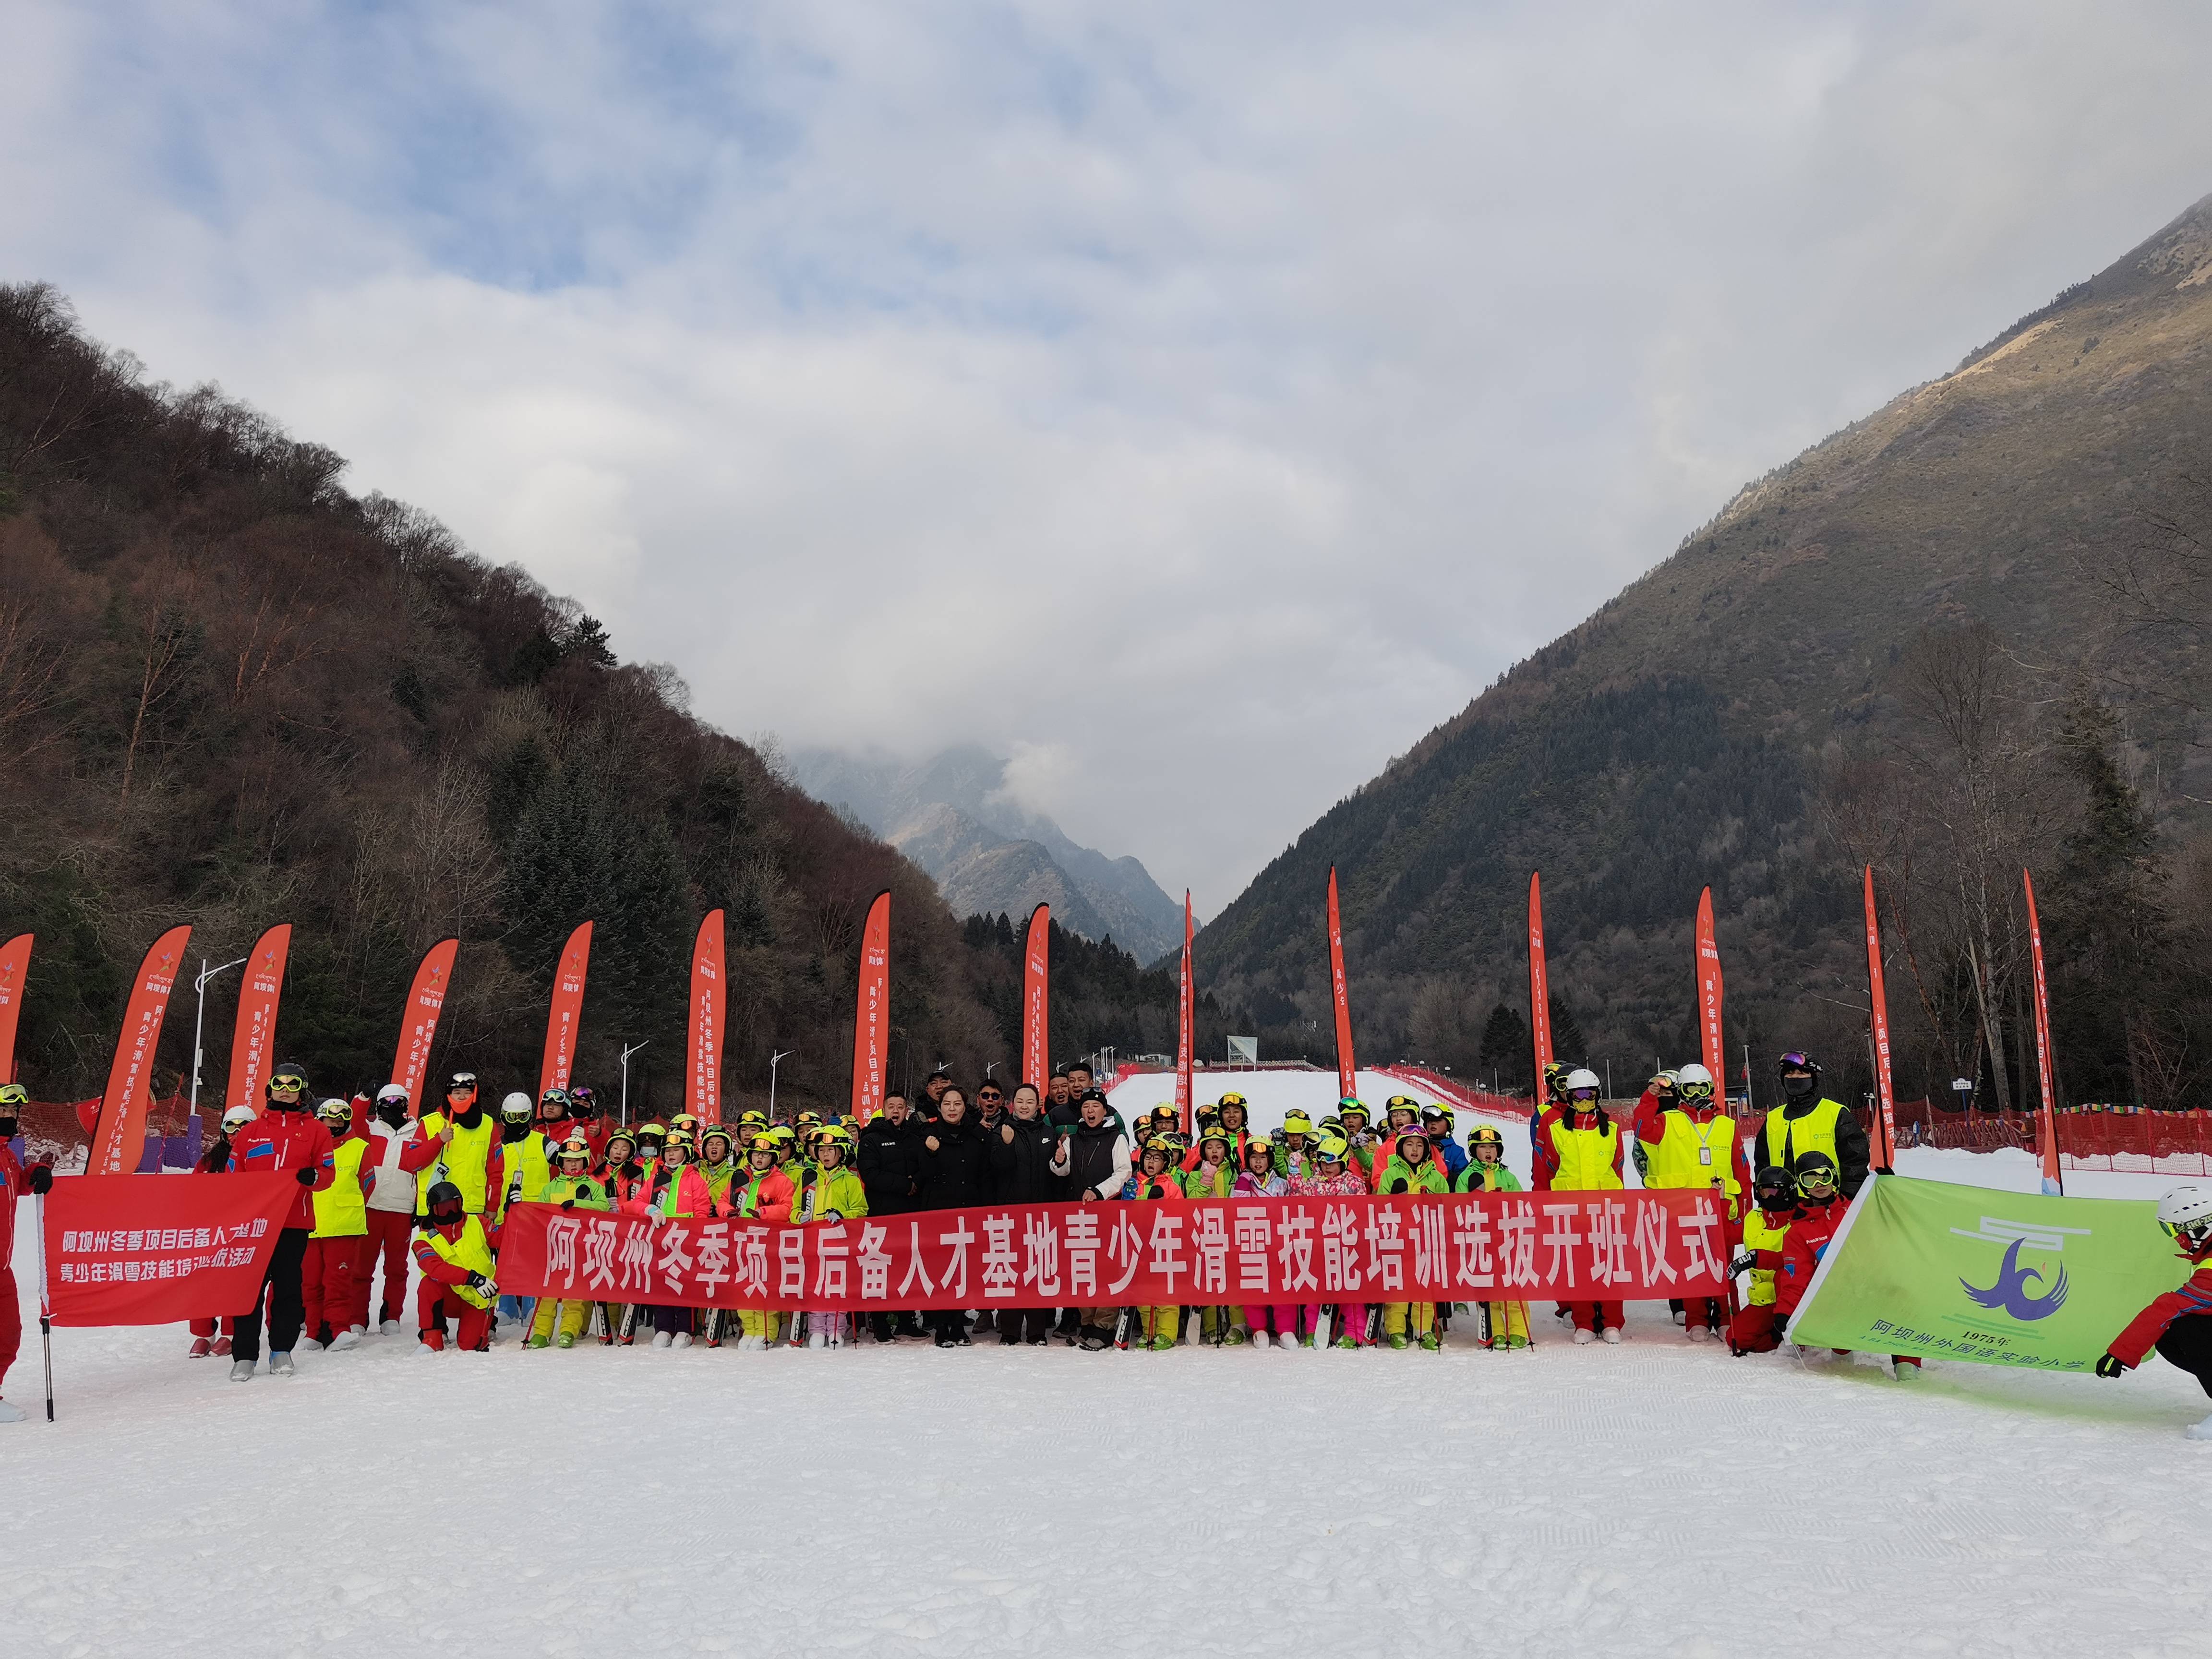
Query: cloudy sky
[{"left": 8, "top": 2, "right": 2212, "bottom": 913}]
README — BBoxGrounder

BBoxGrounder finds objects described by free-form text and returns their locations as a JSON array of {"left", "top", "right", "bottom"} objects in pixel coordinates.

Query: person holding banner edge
[
  {"left": 0, "top": 1083, "right": 55, "bottom": 1422},
  {"left": 2097, "top": 1186, "right": 2212, "bottom": 1439},
  {"left": 220, "top": 1063, "right": 334, "bottom": 1381},
  {"left": 1534, "top": 1068, "right": 1626, "bottom": 1343}
]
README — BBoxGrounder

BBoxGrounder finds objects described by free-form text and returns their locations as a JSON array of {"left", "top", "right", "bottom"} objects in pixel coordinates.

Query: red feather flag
[
  {"left": 1528, "top": 873, "right": 1553, "bottom": 1103},
  {"left": 390, "top": 937, "right": 459, "bottom": 1117},
  {"left": 1022, "top": 903, "right": 1050, "bottom": 1094},
  {"left": 537, "top": 922, "right": 593, "bottom": 1099},
  {"left": 1863, "top": 868, "right": 1899, "bottom": 1167},
  {"left": 0, "top": 932, "right": 32, "bottom": 1086},
  {"left": 89, "top": 924, "right": 192, "bottom": 1176},
  {"left": 850, "top": 891, "right": 891, "bottom": 1124},
  {"left": 687, "top": 909, "right": 726, "bottom": 1124},
  {"left": 1326, "top": 867, "right": 1356, "bottom": 1103},
  {"left": 1176, "top": 893, "right": 1194, "bottom": 1134},
  {"left": 2023, "top": 869, "right": 2064, "bottom": 1195}
]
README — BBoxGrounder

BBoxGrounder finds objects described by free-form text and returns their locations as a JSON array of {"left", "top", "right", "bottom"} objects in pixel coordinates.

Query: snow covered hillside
[{"left": 6, "top": 1153, "right": 2210, "bottom": 1658}]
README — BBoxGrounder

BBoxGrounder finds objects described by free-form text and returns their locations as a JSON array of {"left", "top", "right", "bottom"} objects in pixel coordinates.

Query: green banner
[{"left": 1784, "top": 1174, "right": 2188, "bottom": 1370}]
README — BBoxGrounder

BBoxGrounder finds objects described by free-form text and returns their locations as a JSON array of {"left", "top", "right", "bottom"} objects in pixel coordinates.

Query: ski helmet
[
  {"left": 221, "top": 1104, "right": 256, "bottom": 1134},
  {"left": 1777, "top": 1051, "right": 1822, "bottom": 1099},
  {"left": 1396, "top": 1125, "right": 1431, "bottom": 1158},
  {"left": 2158, "top": 1186, "right": 2212, "bottom": 1250},
  {"left": 1792, "top": 1150, "right": 1839, "bottom": 1198},
  {"left": 501, "top": 1091, "right": 534, "bottom": 1124},
  {"left": 375, "top": 1082, "right": 411, "bottom": 1106},
  {"left": 1419, "top": 1103, "right": 1451, "bottom": 1127},
  {"left": 1243, "top": 1136, "right": 1276, "bottom": 1167},
  {"left": 1337, "top": 1098, "right": 1370, "bottom": 1126},
  {"left": 1753, "top": 1164, "right": 1798, "bottom": 1210},
  {"left": 1282, "top": 1111, "right": 1315, "bottom": 1138},
  {"left": 1315, "top": 1133, "right": 1350, "bottom": 1164},
  {"left": 662, "top": 1132, "right": 694, "bottom": 1163},
  {"left": 267, "top": 1063, "right": 308, "bottom": 1104},
  {"left": 1467, "top": 1123, "right": 1505, "bottom": 1155},
  {"left": 556, "top": 1136, "right": 593, "bottom": 1174},
  {"left": 445, "top": 1070, "right": 478, "bottom": 1097},
  {"left": 423, "top": 1181, "right": 465, "bottom": 1226},
  {"left": 1199, "top": 1124, "right": 1232, "bottom": 1156},
  {"left": 1675, "top": 1063, "right": 1715, "bottom": 1102},
  {"left": 316, "top": 1097, "right": 352, "bottom": 1128},
  {"left": 605, "top": 1128, "right": 637, "bottom": 1161},
  {"left": 537, "top": 1087, "right": 570, "bottom": 1117},
  {"left": 1217, "top": 1091, "right": 1249, "bottom": 1112},
  {"left": 636, "top": 1120, "right": 667, "bottom": 1148},
  {"left": 1649, "top": 1069, "right": 1679, "bottom": 1094},
  {"left": 567, "top": 1083, "right": 599, "bottom": 1116},
  {"left": 1564, "top": 1068, "right": 1601, "bottom": 1099},
  {"left": 700, "top": 1127, "right": 733, "bottom": 1160},
  {"left": 0, "top": 1082, "right": 25, "bottom": 1109}
]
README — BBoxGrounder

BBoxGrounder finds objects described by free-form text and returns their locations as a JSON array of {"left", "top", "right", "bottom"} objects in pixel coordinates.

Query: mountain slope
[
  {"left": 792, "top": 744, "right": 1185, "bottom": 957},
  {"left": 1197, "top": 193, "right": 2212, "bottom": 1097}
]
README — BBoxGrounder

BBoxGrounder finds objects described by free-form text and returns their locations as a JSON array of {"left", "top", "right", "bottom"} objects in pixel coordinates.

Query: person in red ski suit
[
  {"left": 412, "top": 1180, "right": 503, "bottom": 1352},
  {"left": 2097, "top": 1185, "right": 2212, "bottom": 1438},
  {"left": 1771, "top": 1153, "right": 1848, "bottom": 1322},
  {"left": 1533, "top": 1070, "right": 1627, "bottom": 1341},
  {"left": 0, "top": 1083, "right": 56, "bottom": 1421},
  {"left": 221, "top": 1064, "right": 335, "bottom": 1379}
]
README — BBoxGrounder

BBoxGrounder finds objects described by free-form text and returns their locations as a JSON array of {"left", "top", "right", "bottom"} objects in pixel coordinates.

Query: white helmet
[
  {"left": 376, "top": 1083, "right": 410, "bottom": 1106},
  {"left": 220, "top": 1104, "right": 256, "bottom": 1133},
  {"left": 2158, "top": 1186, "right": 2212, "bottom": 1245},
  {"left": 1564, "top": 1068, "right": 1601, "bottom": 1095},
  {"left": 1676, "top": 1063, "right": 1715, "bottom": 1090},
  {"left": 500, "top": 1091, "right": 534, "bottom": 1122}
]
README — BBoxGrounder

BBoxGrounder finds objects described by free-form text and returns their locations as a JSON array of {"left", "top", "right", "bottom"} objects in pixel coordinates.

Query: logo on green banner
[{"left": 1785, "top": 1175, "right": 2187, "bottom": 1370}]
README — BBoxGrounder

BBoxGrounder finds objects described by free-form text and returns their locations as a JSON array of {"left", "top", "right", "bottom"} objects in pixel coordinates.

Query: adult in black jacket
[
  {"left": 917, "top": 1089, "right": 991, "bottom": 1347},
  {"left": 857, "top": 1095, "right": 926, "bottom": 1341},
  {"left": 987, "top": 1084, "right": 1067, "bottom": 1346}
]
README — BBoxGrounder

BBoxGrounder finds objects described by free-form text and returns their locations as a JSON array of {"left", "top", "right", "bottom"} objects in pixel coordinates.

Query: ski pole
[{"left": 36, "top": 1191, "right": 55, "bottom": 1421}]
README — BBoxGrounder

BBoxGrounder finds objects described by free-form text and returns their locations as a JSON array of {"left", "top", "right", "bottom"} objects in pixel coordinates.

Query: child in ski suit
[
  {"left": 1729, "top": 1165, "right": 1798, "bottom": 1354},
  {"left": 799, "top": 1126, "right": 868, "bottom": 1348},
  {"left": 2098, "top": 1185, "right": 2212, "bottom": 1439},
  {"left": 1290, "top": 1136, "right": 1373, "bottom": 1347},
  {"left": 1233, "top": 1137, "right": 1300, "bottom": 1346},
  {"left": 1180, "top": 1127, "right": 1243, "bottom": 1345},
  {"left": 413, "top": 1180, "right": 501, "bottom": 1352},
  {"left": 1772, "top": 1154, "right": 1848, "bottom": 1322},
  {"left": 1131, "top": 1139, "right": 1184, "bottom": 1349},
  {"left": 529, "top": 1138, "right": 610, "bottom": 1348},
  {"left": 641, "top": 1133, "right": 713, "bottom": 1346},
  {"left": 595, "top": 1128, "right": 645, "bottom": 1342},
  {"left": 302, "top": 1098, "right": 370, "bottom": 1350},
  {"left": 1454, "top": 1125, "right": 1530, "bottom": 1348},
  {"left": 1534, "top": 1072, "right": 1626, "bottom": 1342},
  {"left": 730, "top": 1138, "right": 795, "bottom": 1349},
  {"left": 1375, "top": 1127, "right": 1449, "bottom": 1348}
]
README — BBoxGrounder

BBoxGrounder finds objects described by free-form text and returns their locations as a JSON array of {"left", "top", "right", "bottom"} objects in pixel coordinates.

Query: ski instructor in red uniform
[{"left": 0, "top": 1083, "right": 56, "bottom": 1422}]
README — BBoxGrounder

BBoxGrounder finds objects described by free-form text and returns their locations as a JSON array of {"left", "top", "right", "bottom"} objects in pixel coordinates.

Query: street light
[
  {"left": 189, "top": 955, "right": 251, "bottom": 1119},
  {"left": 619, "top": 1040, "right": 650, "bottom": 1125},
  {"left": 769, "top": 1049, "right": 794, "bottom": 1120}
]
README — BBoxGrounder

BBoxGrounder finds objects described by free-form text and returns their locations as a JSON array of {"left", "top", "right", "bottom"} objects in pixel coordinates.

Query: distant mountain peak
[{"left": 788, "top": 745, "right": 1185, "bottom": 961}]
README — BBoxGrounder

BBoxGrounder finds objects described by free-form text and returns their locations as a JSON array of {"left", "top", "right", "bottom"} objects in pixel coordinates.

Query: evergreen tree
[
  {"left": 1476, "top": 1002, "right": 1532, "bottom": 1093},
  {"left": 1549, "top": 993, "right": 1589, "bottom": 1070}
]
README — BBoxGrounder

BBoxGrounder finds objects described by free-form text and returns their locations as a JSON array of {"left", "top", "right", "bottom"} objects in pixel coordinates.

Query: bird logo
[{"left": 1951, "top": 1215, "right": 2086, "bottom": 1322}]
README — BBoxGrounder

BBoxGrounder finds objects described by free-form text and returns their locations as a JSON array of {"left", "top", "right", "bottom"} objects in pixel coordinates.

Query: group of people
[{"left": 3, "top": 1047, "right": 2211, "bottom": 1431}]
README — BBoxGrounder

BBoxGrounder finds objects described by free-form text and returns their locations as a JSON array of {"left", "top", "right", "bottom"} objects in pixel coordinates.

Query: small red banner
[
  {"left": 1326, "top": 866, "right": 1356, "bottom": 1102},
  {"left": 1695, "top": 887, "right": 1725, "bottom": 1087},
  {"left": 89, "top": 924, "right": 192, "bottom": 1178},
  {"left": 390, "top": 937, "right": 459, "bottom": 1117},
  {"left": 497, "top": 1189, "right": 1728, "bottom": 1311},
  {"left": 1021, "top": 902, "right": 1049, "bottom": 1095},
  {"left": 687, "top": 910, "right": 725, "bottom": 1124},
  {"left": 1176, "top": 893, "right": 1194, "bottom": 1135},
  {"left": 0, "top": 932, "right": 31, "bottom": 1086},
  {"left": 225, "top": 924, "right": 291, "bottom": 1117},
  {"left": 41, "top": 1172, "right": 300, "bottom": 1326},
  {"left": 1528, "top": 872, "right": 1553, "bottom": 1103},
  {"left": 850, "top": 891, "right": 891, "bottom": 1124},
  {"left": 538, "top": 922, "right": 593, "bottom": 1099}
]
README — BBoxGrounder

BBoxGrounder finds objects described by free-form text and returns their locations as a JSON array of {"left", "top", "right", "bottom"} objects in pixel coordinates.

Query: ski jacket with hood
[
  {"left": 1773, "top": 1195, "right": 1849, "bottom": 1317},
  {"left": 915, "top": 1116, "right": 992, "bottom": 1211},
  {"left": 1533, "top": 1107, "right": 1623, "bottom": 1192},
  {"left": 857, "top": 1114, "right": 925, "bottom": 1215},
  {"left": 987, "top": 1114, "right": 1063, "bottom": 1204},
  {"left": 2107, "top": 1244, "right": 2212, "bottom": 1367},
  {"left": 226, "top": 1109, "right": 335, "bottom": 1229}
]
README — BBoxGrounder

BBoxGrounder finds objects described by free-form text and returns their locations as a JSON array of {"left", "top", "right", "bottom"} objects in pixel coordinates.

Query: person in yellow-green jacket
[
  {"left": 1179, "top": 1125, "right": 1243, "bottom": 1346},
  {"left": 1636, "top": 1062, "right": 1751, "bottom": 1343},
  {"left": 798, "top": 1123, "right": 869, "bottom": 1349},
  {"left": 1728, "top": 1163, "right": 1800, "bottom": 1355},
  {"left": 302, "top": 1098, "right": 370, "bottom": 1352},
  {"left": 493, "top": 1092, "right": 554, "bottom": 1332},
  {"left": 1375, "top": 1125, "right": 1449, "bottom": 1349},
  {"left": 529, "top": 1136, "right": 610, "bottom": 1348},
  {"left": 730, "top": 1136, "right": 796, "bottom": 1350},
  {"left": 1454, "top": 1124, "right": 1529, "bottom": 1349},
  {"left": 1130, "top": 1138, "right": 1185, "bottom": 1350},
  {"left": 1533, "top": 1068, "right": 1626, "bottom": 1344}
]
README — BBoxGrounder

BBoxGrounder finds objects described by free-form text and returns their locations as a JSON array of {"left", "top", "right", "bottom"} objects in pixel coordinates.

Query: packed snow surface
[{"left": 6, "top": 1147, "right": 2210, "bottom": 1658}]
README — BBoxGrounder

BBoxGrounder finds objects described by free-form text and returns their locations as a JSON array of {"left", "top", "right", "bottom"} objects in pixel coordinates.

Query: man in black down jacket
[
  {"left": 987, "top": 1083, "right": 1065, "bottom": 1346},
  {"left": 917, "top": 1088, "right": 992, "bottom": 1347},
  {"left": 858, "top": 1094, "right": 926, "bottom": 1341},
  {"left": 1060, "top": 1091, "right": 1132, "bottom": 1350}
]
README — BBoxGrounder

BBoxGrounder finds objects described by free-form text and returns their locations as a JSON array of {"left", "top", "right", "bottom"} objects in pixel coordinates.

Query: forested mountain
[
  {"left": 0, "top": 283, "right": 1005, "bottom": 1116},
  {"left": 1197, "top": 193, "right": 2212, "bottom": 1110}
]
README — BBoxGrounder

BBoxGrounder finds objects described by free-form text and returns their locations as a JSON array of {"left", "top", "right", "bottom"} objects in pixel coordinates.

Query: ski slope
[{"left": 5, "top": 1153, "right": 2210, "bottom": 1659}]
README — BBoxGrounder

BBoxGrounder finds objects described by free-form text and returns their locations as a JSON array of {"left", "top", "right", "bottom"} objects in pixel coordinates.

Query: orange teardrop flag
[
  {"left": 89, "top": 923, "right": 192, "bottom": 1176},
  {"left": 1021, "top": 903, "right": 1049, "bottom": 1094},
  {"left": 0, "top": 933, "right": 32, "bottom": 1086},
  {"left": 687, "top": 910, "right": 726, "bottom": 1124},
  {"left": 1695, "top": 888, "right": 1725, "bottom": 1094},
  {"left": 1176, "top": 893, "right": 1194, "bottom": 1134},
  {"left": 538, "top": 922, "right": 593, "bottom": 1099},
  {"left": 1326, "top": 866, "right": 1356, "bottom": 1103},
  {"left": 224, "top": 924, "right": 291, "bottom": 1116},
  {"left": 390, "top": 937, "right": 459, "bottom": 1117},
  {"left": 1528, "top": 873, "right": 1553, "bottom": 1104},
  {"left": 2023, "top": 868, "right": 2064, "bottom": 1195},
  {"left": 1863, "top": 868, "right": 1899, "bottom": 1168},
  {"left": 850, "top": 890, "right": 891, "bottom": 1124}
]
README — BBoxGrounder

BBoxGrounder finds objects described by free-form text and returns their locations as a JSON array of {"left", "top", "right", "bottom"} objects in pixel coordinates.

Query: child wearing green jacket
[
  {"left": 1453, "top": 1125, "right": 1529, "bottom": 1348},
  {"left": 529, "top": 1138, "right": 611, "bottom": 1348}
]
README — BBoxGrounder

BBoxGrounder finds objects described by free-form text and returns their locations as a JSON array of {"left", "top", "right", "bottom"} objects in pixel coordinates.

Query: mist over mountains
[{"left": 789, "top": 745, "right": 1186, "bottom": 962}]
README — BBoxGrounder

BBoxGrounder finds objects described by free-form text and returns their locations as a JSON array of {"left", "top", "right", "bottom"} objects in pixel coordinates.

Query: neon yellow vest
[
  {"left": 495, "top": 1130, "right": 551, "bottom": 1221},
  {"left": 1546, "top": 1114, "right": 1623, "bottom": 1190},
  {"left": 310, "top": 1137, "right": 369, "bottom": 1238},
  {"left": 426, "top": 1216, "right": 497, "bottom": 1309},
  {"left": 429, "top": 1116, "right": 498, "bottom": 1215},
  {"left": 1760, "top": 1098, "right": 1844, "bottom": 1176},
  {"left": 1644, "top": 1110, "right": 1743, "bottom": 1202}
]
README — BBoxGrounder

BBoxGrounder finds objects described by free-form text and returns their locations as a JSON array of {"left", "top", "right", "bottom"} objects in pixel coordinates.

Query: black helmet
[
  {"left": 1776, "top": 1051, "right": 1822, "bottom": 1100},
  {"left": 423, "top": 1181, "right": 465, "bottom": 1225},
  {"left": 1753, "top": 1165, "right": 1798, "bottom": 1210}
]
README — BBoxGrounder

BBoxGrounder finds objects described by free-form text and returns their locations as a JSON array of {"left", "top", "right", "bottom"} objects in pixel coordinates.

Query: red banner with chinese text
[
  {"left": 1326, "top": 866, "right": 1355, "bottom": 1102},
  {"left": 496, "top": 1188, "right": 1728, "bottom": 1311},
  {"left": 224, "top": 924, "right": 290, "bottom": 1116},
  {"left": 687, "top": 910, "right": 725, "bottom": 1124},
  {"left": 89, "top": 924, "right": 192, "bottom": 1178},
  {"left": 41, "top": 1172, "right": 300, "bottom": 1325},
  {"left": 0, "top": 932, "right": 31, "bottom": 1084},
  {"left": 1021, "top": 902, "right": 1048, "bottom": 1095},
  {"left": 391, "top": 937, "right": 459, "bottom": 1117},
  {"left": 850, "top": 891, "right": 891, "bottom": 1124},
  {"left": 538, "top": 922, "right": 593, "bottom": 1099},
  {"left": 1863, "top": 868, "right": 1899, "bottom": 1167},
  {"left": 1528, "top": 873, "right": 1553, "bottom": 1103},
  {"left": 1695, "top": 888, "right": 1725, "bottom": 1089}
]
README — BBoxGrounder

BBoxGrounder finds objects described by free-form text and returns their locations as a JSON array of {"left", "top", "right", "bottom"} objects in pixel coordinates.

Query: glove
[
  {"left": 466, "top": 1272, "right": 494, "bottom": 1295},
  {"left": 820, "top": 1210, "right": 842, "bottom": 1223},
  {"left": 1728, "top": 1252, "right": 1756, "bottom": 1279},
  {"left": 2095, "top": 1353, "right": 2127, "bottom": 1379},
  {"left": 296, "top": 1166, "right": 319, "bottom": 1187},
  {"left": 506, "top": 1183, "right": 521, "bottom": 1203},
  {"left": 1389, "top": 1178, "right": 1410, "bottom": 1195},
  {"left": 27, "top": 1164, "right": 52, "bottom": 1195},
  {"left": 560, "top": 1198, "right": 577, "bottom": 1211}
]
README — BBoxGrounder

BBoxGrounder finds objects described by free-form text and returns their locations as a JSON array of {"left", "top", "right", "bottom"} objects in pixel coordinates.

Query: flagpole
[{"left": 36, "top": 1190, "right": 54, "bottom": 1421}]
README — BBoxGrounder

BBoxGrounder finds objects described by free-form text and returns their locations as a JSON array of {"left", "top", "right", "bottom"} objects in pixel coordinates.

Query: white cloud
[{"left": 5, "top": 1, "right": 2211, "bottom": 912}]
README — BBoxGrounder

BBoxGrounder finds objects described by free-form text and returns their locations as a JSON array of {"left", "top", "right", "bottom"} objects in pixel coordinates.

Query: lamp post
[
  {"left": 619, "top": 1040, "right": 649, "bottom": 1125},
  {"left": 769, "top": 1049, "right": 794, "bottom": 1120},
  {"left": 189, "top": 955, "right": 250, "bottom": 1119}
]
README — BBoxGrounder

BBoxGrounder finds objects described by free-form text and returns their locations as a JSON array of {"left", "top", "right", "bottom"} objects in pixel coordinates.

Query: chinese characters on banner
[
  {"left": 497, "top": 1190, "right": 1729, "bottom": 1311},
  {"left": 41, "top": 1172, "right": 301, "bottom": 1326}
]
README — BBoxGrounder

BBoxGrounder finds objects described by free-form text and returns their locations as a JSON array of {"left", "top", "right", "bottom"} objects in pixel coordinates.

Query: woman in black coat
[{"left": 917, "top": 1087, "right": 991, "bottom": 1346}]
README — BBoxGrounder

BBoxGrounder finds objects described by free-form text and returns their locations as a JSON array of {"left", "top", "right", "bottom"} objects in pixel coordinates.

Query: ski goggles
[
  {"left": 0, "top": 1082, "right": 27, "bottom": 1107},
  {"left": 1678, "top": 1080, "right": 1715, "bottom": 1101},
  {"left": 1797, "top": 1169, "right": 1839, "bottom": 1196},
  {"left": 268, "top": 1073, "right": 307, "bottom": 1094},
  {"left": 2160, "top": 1219, "right": 2212, "bottom": 1244}
]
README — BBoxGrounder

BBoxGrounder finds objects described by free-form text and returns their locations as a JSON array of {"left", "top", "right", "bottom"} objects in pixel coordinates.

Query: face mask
[
  {"left": 0, "top": 1117, "right": 16, "bottom": 1140},
  {"left": 376, "top": 1105, "right": 407, "bottom": 1128},
  {"left": 1783, "top": 1074, "right": 1816, "bottom": 1101},
  {"left": 457, "top": 1106, "right": 485, "bottom": 1129}
]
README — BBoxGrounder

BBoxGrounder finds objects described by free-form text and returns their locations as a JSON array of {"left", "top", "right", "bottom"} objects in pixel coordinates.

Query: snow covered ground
[{"left": 6, "top": 1144, "right": 2210, "bottom": 1658}]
